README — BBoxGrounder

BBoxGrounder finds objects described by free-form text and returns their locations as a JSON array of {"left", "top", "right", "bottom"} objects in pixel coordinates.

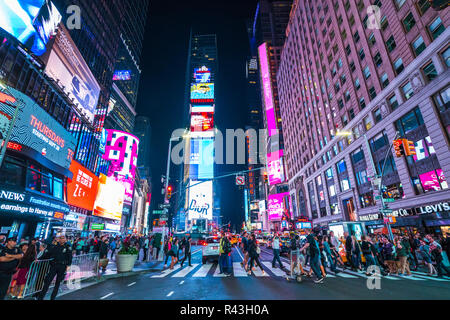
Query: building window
[
  {"left": 386, "top": 36, "right": 396, "bottom": 52},
  {"left": 401, "top": 82, "right": 414, "bottom": 100},
  {"left": 349, "top": 61, "right": 356, "bottom": 72},
  {"left": 380, "top": 73, "right": 389, "bottom": 88},
  {"left": 395, "top": 107, "right": 424, "bottom": 136},
  {"left": 338, "top": 98, "right": 344, "bottom": 109},
  {"left": 0, "top": 156, "right": 25, "bottom": 187},
  {"left": 335, "top": 81, "right": 340, "bottom": 92},
  {"left": 360, "top": 192, "right": 376, "bottom": 208},
  {"left": 359, "top": 48, "right": 365, "bottom": 61},
  {"left": 388, "top": 94, "right": 399, "bottom": 111},
  {"left": 380, "top": 16, "right": 389, "bottom": 31},
  {"left": 395, "top": 0, "right": 406, "bottom": 9},
  {"left": 441, "top": 46, "right": 450, "bottom": 67},
  {"left": 416, "top": 0, "right": 431, "bottom": 15},
  {"left": 336, "top": 159, "right": 351, "bottom": 191},
  {"left": 355, "top": 78, "right": 361, "bottom": 90},
  {"left": 373, "top": 108, "right": 382, "bottom": 123},
  {"left": 360, "top": 97, "right": 366, "bottom": 109},
  {"left": 345, "top": 44, "right": 351, "bottom": 55},
  {"left": 340, "top": 74, "right": 346, "bottom": 84},
  {"left": 364, "top": 115, "right": 373, "bottom": 131},
  {"left": 432, "top": 85, "right": 450, "bottom": 140},
  {"left": 345, "top": 90, "right": 351, "bottom": 102},
  {"left": 428, "top": 17, "right": 445, "bottom": 40},
  {"left": 349, "top": 108, "right": 355, "bottom": 120},
  {"left": 422, "top": 61, "right": 438, "bottom": 82},
  {"left": 363, "top": 66, "right": 371, "bottom": 79},
  {"left": 412, "top": 36, "right": 426, "bottom": 56},
  {"left": 342, "top": 114, "right": 348, "bottom": 126},
  {"left": 373, "top": 52, "right": 383, "bottom": 67},
  {"left": 354, "top": 31, "right": 360, "bottom": 43},
  {"left": 369, "top": 86, "right": 377, "bottom": 100},
  {"left": 394, "top": 58, "right": 404, "bottom": 74},
  {"left": 368, "top": 33, "right": 376, "bottom": 46},
  {"left": 325, "top": 167, "right": 336, "bottom": 197},
  {"left": 402, "top": 12, "right": 416, "bottom": 32}
]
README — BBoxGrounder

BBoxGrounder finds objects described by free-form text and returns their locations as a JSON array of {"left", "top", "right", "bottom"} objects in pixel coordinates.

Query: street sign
[
  {"left": 153, "top": 210, "right": 164, "bottom": 215},
  {"left": 379, "top": 209, "right": 393, "bottom": 214},
  {"left": 236, "top": 175, "right": 245, "bottom": 185},
  {"left": 384, "top": 198, "right": 395, "bottom": 203},
  {"left": 375, "top": 195, "right": 381, "bottom": 200},
  {"left": 159, "top": 203, "right": 170, "bottom": 209}
]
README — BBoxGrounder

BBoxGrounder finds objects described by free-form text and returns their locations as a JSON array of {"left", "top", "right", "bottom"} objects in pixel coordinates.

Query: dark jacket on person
[
  {"left": 345, "top": 236, "right": 353, "bottom": 252},
  {"left": 183, "top": 241, "right": 191, "bottom": 254},
  {"left": 99, "top": 241, "right": 109, "bottom": 259},
  {"left": 41, "top": 243, "right": 73, "bottom": 266},
  {"left": 248, "top": 239, "right": 258, "bottom": 258}
]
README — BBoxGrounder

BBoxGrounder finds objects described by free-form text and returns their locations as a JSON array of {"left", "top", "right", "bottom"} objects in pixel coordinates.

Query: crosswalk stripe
[
  {"left": 393, "top": 274, "right": 425, "bottom": 281},
  {"left": 412, "top": 274, "right": 450, "bottom": 282},
  {"left": 233, "top": 262, "right": 248, "bottom": 277},
  {"left": 252, "top": 267, "right": 269, "bottom": 277},
  {"left": 172, "top": 264, "right": 199, "bottom": 278},
  {"left": 151, "top": 267, "right": 179, "bottom": 278},
  {"left": 382, "top": 275, "right": 401, "bottom": 280},
  {"left": 335, "top": 272, "right": 358, "bottom": 278},
  {"left": 261, "top": 261, "right": 288, "bottom": 277},
  {"left": 213, "top": 264, "right": 228, "bottom": 277},
  {"left": 192, "top": 263, "right": 214, "bottom": 277}
]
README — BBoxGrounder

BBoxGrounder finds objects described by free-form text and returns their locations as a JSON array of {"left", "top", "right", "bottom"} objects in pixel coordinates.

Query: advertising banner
[
  {"left": 190, "top": 113, "right": 214, "bottom": 132},
  {"left": 113, "top": 70, "right": 131, "bottom": 81},
  {"left": 194, "top": 66, "right": 211, "bottom": 83},
  {"left": 0, "top": 85, "right": 76, "bottom": 170},
  {"left": 267, "top": 150, "right": 285, "bottom": 185},
  {"left": 188, "top": 180, "right": 213, "bottom": 220},
  {"left": 0, "top": 0, "right": 61, "bottom": 56},
  {"left": 191, "top": 105, "right": 214, "bottom": 113},
  {"left": 258, "top": 42, "right": 278, "bottom": 137},
  {"left": 41, "top": 23, "right": 100, "bottom": 125},
  {"left": 267, "top": 192, "right": 290, "bottom": 221},
  {"left": 93, "top": 173, "right": 125, "bottom": 221},
  {"left": 190, "top": 83, "right": 214, "bottom": 102},
  {"left": 67, "top": 161, "right": 99, "bottom": 211},
  {"left": 189, "top": 139, "right": 214, "bottom": 180},
  {"left": 0, "top": 186, "right": 69, "bottom": 220},
  {"left": 102, "top": 129, "right": 140, "bottom": 204}
]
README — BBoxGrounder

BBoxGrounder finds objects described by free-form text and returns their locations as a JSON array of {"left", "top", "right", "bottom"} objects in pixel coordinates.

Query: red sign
[
  {"left": 0, "top": 92, "right": 16, "bottom": 104},
  {"left": 191, "top": 113, "right": 214, "bottom": 132},
  {"left": 67, "top": 161, "right": 99, "bottom": 211},
  {"left": 191, "top": 98, "right": 214, "bottom": 104},
  {"left": 236, "top": 176, "right": 245, "bottom": 185}
]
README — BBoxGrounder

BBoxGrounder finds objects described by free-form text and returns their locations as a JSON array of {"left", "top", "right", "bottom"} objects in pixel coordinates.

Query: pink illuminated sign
[
  {"left": 102, "top": 130, "right": 139, "bottom": 204},
  {"left": 267, "top": 192, "right": 290, "bottom": 221},
  {"left": 267, "top": 150, "right": 285, "bottom": 185},
  {"left": 258, "top": 43, "right": 277, "bottom": 137}
]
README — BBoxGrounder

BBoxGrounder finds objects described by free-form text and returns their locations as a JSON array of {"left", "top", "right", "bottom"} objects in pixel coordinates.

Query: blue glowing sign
[
  {"left": 194, "top": 67, "right": 211, "bottom": 83},
  {"left": 190, "top": 83, "right": 214, "bottom": 101},
  {"left": 189, "top": 139, "right": 214, "bottom": 180},
  {"left": 113, "top": 70, "right": 132, "bottom": 81}
]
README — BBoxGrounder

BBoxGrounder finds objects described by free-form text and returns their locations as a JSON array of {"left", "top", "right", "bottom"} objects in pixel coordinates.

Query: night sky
[{"left": 136, "top": 0, "right": 259, "bottom": 231}]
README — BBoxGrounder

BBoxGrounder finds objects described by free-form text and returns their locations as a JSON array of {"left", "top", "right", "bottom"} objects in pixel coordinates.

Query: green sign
[
  {"left": 375, "top": 196, "right": 381, "bottom": 200},
  {"left": 153, "top": 210, "right": 164, "bottom": 215},
  {"left": 384, "top": 198, "right": 395, "bottom": 203},
  {"left": 379, "top": 209, "right": 393, "bottom": 214},
  {"left": 91, "top": 223, "right": 105, "bottom": 230}
]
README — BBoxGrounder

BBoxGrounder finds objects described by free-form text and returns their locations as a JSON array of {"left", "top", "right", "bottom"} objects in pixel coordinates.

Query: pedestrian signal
[{"left": 393, "top": 139, "right": 404, "bottom": 157}]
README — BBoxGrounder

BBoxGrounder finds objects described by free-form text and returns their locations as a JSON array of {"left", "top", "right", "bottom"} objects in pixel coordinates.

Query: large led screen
[
  {"left": 67, "top": 161, "right": 99, "bottom": 211},
  {"left": 194, "top": 67, "right": 211, "bottom": 83},
  {"left": 93, "top": 174, "right": 124, "bottom": 221},
  {"left": 189, "top": 139, "right": 214, "bottom": 180},
  {"left": 0, "top": 0, "right": 61, "bottom": 56},
  {"left": 188, "top": 180, "right": 213, "bottom": 220},
  {"left": 102, "top": 130, "right": 139, "bottom": 204},
  {"left": 191, "top": 105, "right": 214, "bottom": 113},
  {"left": 267, "top": 192, "right": 290, "bottom": 221},
  {"left": 258, "top": 43, "right": 277, "bottom": 137},
  {"left": 267, "top": 150, "right": 285, "bottom": 185},
  {"left": 190, "top": 83, "right": 214, "bottom": 102},
  {"left": 0, "top": 84, "right": 76, "bottom": 170},
  {"left": 41, "top": 24, "right": 100, "bottom": 125},
  {"left": 191, "top": 113, "right": 214, "bottom": 132}
]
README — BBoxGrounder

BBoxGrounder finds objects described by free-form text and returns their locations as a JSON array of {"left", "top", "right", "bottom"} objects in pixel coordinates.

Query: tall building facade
[
  {"left": 0, "top": 0, "right": 149, "bottom": 239},
  {"left": 175, "top": 33, "right": 218, "bottom": 233},
  {"left": 134, "top": 115, "right": 152, "bottom": 180},
  {"left": 253, "top": 0, "right": 293, "bottom": 231},
  {"left": 277, "top": 0, "right": 450, "bottom": 235}
]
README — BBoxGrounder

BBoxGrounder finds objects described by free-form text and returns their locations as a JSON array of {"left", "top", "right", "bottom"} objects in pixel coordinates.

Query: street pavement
[{"left": 59, "top": 245, "right": 450, "bottom": 300}]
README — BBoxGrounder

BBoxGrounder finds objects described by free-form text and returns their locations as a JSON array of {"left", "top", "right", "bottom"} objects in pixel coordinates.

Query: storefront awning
[{"left": 423, "top": 219, "right": 450, "bottom": 227}]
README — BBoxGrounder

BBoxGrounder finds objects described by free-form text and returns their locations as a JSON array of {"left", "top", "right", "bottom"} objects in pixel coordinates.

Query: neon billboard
[
  {"left": 190, "top": 83, "right": 214, "bottom": 102},
  {"left": 93, "top": 174, "right": 125, "bottom": 221},
  {"left": 102, "top": 130, "right": 139, "bottom": 204},
  {"left": 267, "top": 150, "right": 285, "bottom": 185},
  {"left": 267, "top": 192, "right": 290, "bottom": 221},
  {"left": 258, "top": 42, "right": 277, "bottom": 137},
  {"left": 191, "top": 113, "right": 214, "bottom": 132},
  {"left": 188, "top": 180, "right": 213, "bottom": 220},
  {"left": 194, "top": 66, "right": 211, "bottom": 83},
  {"left": 189, "top": 139, "right": 214, "bottom": 180}
]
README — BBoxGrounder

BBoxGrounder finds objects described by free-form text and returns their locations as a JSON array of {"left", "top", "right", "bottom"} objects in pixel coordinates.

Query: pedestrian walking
[
  {"left": 430, "top": 238, "right": 450, "bottom": 278},
  {"left": 219, "top": 232, "right": 232, "bottom": 275},
  {"left": 344, "top": 232, "right": 354, "bottom": 270},
  {"left": 0, "top": 238, "right": 23, "bottom": 300},
  {"left": 10, "top": 242, "right": 36, "bottom": 299},
  {"left": 361, "top": 235, "right": 377, "bottom": 276},
  {"left": 99, "top": 236, "right": 109, "bottom": 272},
  {"left": 143, "top": 237, "right": 150, "bottom": 261},
  {"left": 299, "top": 229, "right": 323, "bottom": 284},
  {"left": 37, "top": 235, "right": 73, "bottom": 300},
  {"left": 180, "top": 237, "right": 192, "bottom": 268},
  {"left": 271, "top": 234, "right": 284, "bottom": 269},
  {"left": 381, "top": 237, "right": 397, "bottom": 275},
  {"left": 169, "top": 239, "right": 179, "bottom": 270},
  {"left": 323, "top": 236, "right": 338, "bottom": 274},
  {"left": 247, "top": 234, "right": 265, "bottom": 276},
  {"left": 351, "top": 235, "right": 362, "bottom": 271}
]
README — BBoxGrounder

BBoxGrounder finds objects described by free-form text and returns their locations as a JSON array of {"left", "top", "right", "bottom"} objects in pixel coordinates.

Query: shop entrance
[{"left": 342, "top": 197, "right": 357, "bottom": 222}]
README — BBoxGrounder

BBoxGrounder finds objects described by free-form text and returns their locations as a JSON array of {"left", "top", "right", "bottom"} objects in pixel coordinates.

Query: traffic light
[
  {"left": 167, "top": 185, "right": 173, "bottom": 199},
  {"left": 393, "top": 139, "right": 405, "bottom": 157},
  {"left": 263, "top": 171, "right": 268, "bottom": 184},
  {"left": 403, "top": 139, "right": 416, "bottom": 157}
]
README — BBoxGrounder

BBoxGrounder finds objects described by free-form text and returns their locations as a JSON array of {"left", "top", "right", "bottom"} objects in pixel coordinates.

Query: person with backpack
[
  {"left": 247, "top": 234, "right": 265, "bottom": 276},
  {"left": 381, "top": 237, "right": 397, "bottom": 275},
  {"left": 180, "top": 237, "right": 192, "bottom": 268},
  {"left": 300, "top": 229, "right": 324, "bottom": 284},
  {"left": 219, "top": 232, "right": 232, "bottom": 276},
  {"left": 429, "top": 237, "right": 450, "bottom": 278}
]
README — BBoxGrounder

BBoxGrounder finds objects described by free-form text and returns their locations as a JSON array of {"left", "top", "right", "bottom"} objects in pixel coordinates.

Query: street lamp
[{"left": 335, "top": 130, "right": 395, "bottom": 241}]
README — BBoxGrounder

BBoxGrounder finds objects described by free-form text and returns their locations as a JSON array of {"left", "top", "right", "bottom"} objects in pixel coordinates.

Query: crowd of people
[
  {"left": 267, "top": 229, "right": 450, "bottom": 284},
  {"left": 0, "top": 232, "right": 161, "bottom": 300}
]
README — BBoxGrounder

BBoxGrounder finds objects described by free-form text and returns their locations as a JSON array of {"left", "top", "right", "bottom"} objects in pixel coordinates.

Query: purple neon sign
[
  {"left": 267, "top": 192, "right": 290, "bottom": 221},
  {"left": 258, "top": 43, "right": 277, "bottom": 137},
  {"left": 267, "top": 150, "right": 285, "bottom": 185}
]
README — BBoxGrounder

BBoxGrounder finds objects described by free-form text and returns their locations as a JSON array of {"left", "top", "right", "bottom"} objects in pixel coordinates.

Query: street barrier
[{"left": 21, "top": 253, "right": 100, "bottom": 299}]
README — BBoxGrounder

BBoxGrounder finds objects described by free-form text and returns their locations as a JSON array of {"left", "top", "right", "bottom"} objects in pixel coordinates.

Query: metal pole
[
  {"left": 364, "top": 134, "right": 394, "bottom": 242},
  {"left": 0, "top": 103, "right": 20, "bottom": 168}
]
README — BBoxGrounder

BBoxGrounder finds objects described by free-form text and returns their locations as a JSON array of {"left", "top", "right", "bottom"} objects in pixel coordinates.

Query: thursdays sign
[
  {"left": 0, "top": 187, "right": 69, "bottom": 220},
  {"left": 0, "top": 85, "right": 76, "bottom": 171}
]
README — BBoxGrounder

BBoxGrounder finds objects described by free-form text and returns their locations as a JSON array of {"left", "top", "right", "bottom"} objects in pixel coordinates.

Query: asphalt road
[{"left": 59, "top": 245, "right": 450, "bottom": 300}]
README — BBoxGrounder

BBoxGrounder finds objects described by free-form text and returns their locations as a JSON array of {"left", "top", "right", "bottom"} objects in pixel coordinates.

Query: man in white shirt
[
  {"left": 272, "top": 234, "right": 284, "bottom": 269},
  {"left": 329, "top": 231, "right": 341, "bottom": 250}
]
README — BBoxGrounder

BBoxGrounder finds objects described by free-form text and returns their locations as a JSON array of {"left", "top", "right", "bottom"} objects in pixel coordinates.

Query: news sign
[
  {"left": 41, "top": 23, "right": 100, "bottom": 125},
  {"left": 188, "top": 180, "right": 213, "bottom": 220},
  {"left": 267, "top": 192, "right": 290, "bottom": 221},
  {"left": 0, "top": 85, "right": 76, "bottom": 170},
  {"left": 67, "top": 161, "right": 99, "bottom": 211},
  {"left": 0, "top": 0, "right": 61, "bottom": 56},
  {"left": 93, "top": 174, "right": 125, "bottom": 221}
]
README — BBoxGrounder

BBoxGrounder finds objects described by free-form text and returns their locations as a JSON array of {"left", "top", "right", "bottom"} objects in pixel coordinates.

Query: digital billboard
[
  {"left": 102, "top": 130, "right": 139, "bottom": 204},
  {"left": 194, "top": 66, "right": 211, "bottom": 83},
  {"left": 267, "top": 192, "right": 290, "bottom": 221},
  {"left": 258, "top": 43, "right": 277, "bottom": 137},
  {"left": 93, "top": 174, "right": 124, "bottom": 221},
  {"left": 189, "top": 139, "right": 214, "bottom": 180},
  {"left": 67, "top": 161, "right": 99, "bottom": 211},
  {"left": 190, "top": 113, "right": 214, "bottom": 132},
  {"left": 0, "top": 0, "right": 61, "bottom": 56},
  {"left": 188, "top": 180, "right": 213, "bottom": 220},
  {"left": 267, "top": 150, "right": 285, "bottom": 185},
  {"left": 190, "top": 83, "right": 214, "bottom": 102},
  {"left": 0, "top": 85, "right": 76, "bottom": 170},
  {"left": 191, "top": 105, "right": 214, "bottom": 113},
  {"left": 41, "top": 23, "right": 100, "bottom": 125},
  {"left": 113, "top": 70, "right": 131, "bottom": 81}
]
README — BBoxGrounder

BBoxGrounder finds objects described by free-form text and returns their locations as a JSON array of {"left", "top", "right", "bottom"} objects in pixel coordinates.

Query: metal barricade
[{"left": 21, "top": 253, "right": 99, "bottom": 299}]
